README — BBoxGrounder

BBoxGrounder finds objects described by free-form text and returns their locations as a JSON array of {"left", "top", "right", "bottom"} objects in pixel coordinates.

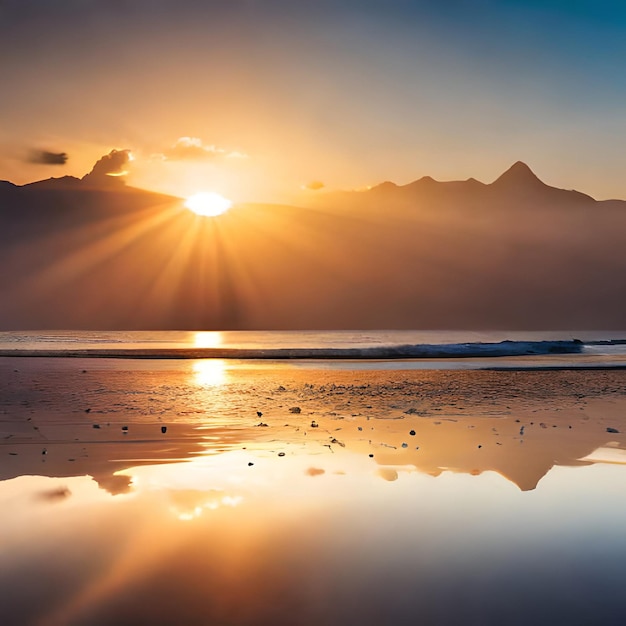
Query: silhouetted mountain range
[
  {"left": 326, "top": 161, "right": 597, "bottom": 211},
  {"left": 1, "top": 163, "right": 625, "bottom": 329}
]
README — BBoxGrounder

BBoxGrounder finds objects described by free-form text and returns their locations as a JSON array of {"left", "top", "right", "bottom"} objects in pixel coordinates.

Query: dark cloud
[
  {"left": 35, "top": 486, "right": 71, "bottom": 502},
  {"left": 82, "top": 149, "right": 132, "bottom": 185},
  {"left": 28, "top": 150, "right": 69, "bottom": 165}
]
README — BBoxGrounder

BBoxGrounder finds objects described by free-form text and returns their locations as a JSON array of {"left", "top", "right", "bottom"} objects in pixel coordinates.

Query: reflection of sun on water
[
  {"left": 193, "top": 331, "right": 223, "bottom": 348},
  {"left": 192, "top": 359, "right": 228, "bottom": 386}
]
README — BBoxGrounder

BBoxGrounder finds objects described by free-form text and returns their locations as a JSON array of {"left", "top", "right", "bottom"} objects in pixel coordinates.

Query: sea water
[{"left": 0, "top": 329, "right": 624, "bottom": 368}]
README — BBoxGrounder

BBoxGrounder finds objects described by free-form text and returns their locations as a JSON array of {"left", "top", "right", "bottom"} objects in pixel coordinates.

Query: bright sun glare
[{"left": 185, "top": 192, "right": 232, "bottom": 217}]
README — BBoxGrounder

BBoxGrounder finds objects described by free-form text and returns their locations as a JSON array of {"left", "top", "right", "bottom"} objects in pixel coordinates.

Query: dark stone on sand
[
  {"left": 311, "top": 421, "right": 319, "bottom": 428},
  {"left": 278, "top": 452, "right": 286, "bottom": 457},
  {"left": 409, "top": 430, "right": 416, "bottom": 436},
  {"left": 257, "top": 411, "right": 263, "bottom": 417},
  {"left": 401, "top": 443, "right": 408, "bottom": 448},
  {"left": 369, "top": 453, "right": 374, "bottom": 458},
  {"left": 256, "top": 422, "right": 268, "bottom": 427},
  {"left": 248, "top": 462, "right": 254, "bottom": 466},
  {"left": 478, "top": 445, "right": 482, "bottom": 449},
  {"left": 607, "top": 427, "right": 620, "bottom": 434},
  {"left": 161, "top": 426, "right": 167, "bottom": 434},
  {"left": 289, "top": 406, "right": 302, "bottom": 414},
  {"left": 92, "top": 424, "right": 100, "bottom": 429},
  {"left": 42, "top": 448, "right": 47, "bottom": 455},
  {"left": 85, "top": 408, "right": 91, "bottom": 413},
  {"left": 122, "top": 426, "right": 129, "bottom": 432}
]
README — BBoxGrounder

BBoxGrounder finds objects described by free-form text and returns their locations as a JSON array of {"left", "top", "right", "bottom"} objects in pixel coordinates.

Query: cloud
[
  {"left": 35, "top": 486, "right": 71, "bottom": 502},
  {"left": 161, "top": 137, "right": 248, "bottom": 161},
  {"left": 28, "top": 150, "right": 69, "bottom": 165},
  {"left": 303, "top": 180, "right": 325, "bottom": 191},
  {"left": 82, "top": 149, "right": 132, "bottom": 186}
]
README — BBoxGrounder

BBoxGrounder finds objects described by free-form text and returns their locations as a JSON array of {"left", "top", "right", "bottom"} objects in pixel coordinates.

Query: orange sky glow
[{"left": 2, "top": 1, "right": 626, "bottom": 203}]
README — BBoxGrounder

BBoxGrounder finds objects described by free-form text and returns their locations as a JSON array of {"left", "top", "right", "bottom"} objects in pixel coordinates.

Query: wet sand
[
  {"left": 1, "top": 357, "right": 626, "bottom": 625},
  {"left": 1, "top": 357, "right": 625, "bottom": 491}
]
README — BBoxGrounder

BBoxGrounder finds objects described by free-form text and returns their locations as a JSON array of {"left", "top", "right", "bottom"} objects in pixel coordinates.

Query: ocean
[{"left": 0, "top": 329, "right": 625, "bottom": 368}]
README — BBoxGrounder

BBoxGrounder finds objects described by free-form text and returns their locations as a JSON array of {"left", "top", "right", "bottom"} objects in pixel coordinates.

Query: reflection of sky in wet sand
[
  {"left": 1, "top": 359, "right": 626, "bottom": 624},
  {"left": 2, "top": 450, "right": 626, "bottom": 625}
]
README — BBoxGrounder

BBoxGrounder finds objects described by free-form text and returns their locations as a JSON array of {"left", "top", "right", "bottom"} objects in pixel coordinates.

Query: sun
[{"left": 185, "top": 192, "right": 232, "bottom": 217}]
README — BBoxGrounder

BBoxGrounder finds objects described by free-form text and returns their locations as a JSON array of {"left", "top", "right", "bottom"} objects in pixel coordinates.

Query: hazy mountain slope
[{"left": 1, "top": 165, "right": 625, "bottom": 329}]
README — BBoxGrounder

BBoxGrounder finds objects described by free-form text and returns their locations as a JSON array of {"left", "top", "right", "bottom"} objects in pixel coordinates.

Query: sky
[{"left": 2, "top": 0, "right": 626, "bottom": 202}]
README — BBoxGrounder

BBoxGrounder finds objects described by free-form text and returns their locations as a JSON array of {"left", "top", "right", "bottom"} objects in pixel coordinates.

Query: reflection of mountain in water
[
  {"left": 1, "top": 411, "right": 623, "bottom": 493},
  {"left": 1, "top": 360, "right": 624, "bottom": 493},
  {"left": 359, "top": 415, "right": 623, "bottom": 491}
]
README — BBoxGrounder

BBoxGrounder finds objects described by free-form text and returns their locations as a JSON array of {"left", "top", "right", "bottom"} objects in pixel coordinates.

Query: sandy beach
[
  {"left": 2, "top": 357, "right": 625, "bottom": 491},
  {"left": 1, "top": 357, "right": 626, "bottom": 625}
]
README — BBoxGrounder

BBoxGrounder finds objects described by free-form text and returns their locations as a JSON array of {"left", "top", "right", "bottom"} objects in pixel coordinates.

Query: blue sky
[{"left": 1, "top": 0, "right": 626, "bottom": 200}]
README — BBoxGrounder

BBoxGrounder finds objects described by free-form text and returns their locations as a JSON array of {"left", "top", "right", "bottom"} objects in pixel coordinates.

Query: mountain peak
[
  {"left": 23, "top": 175, "right": 82, "bottom": 190},
  {"left": 493, "top": 161, "right": 544, "bottom": 187}
]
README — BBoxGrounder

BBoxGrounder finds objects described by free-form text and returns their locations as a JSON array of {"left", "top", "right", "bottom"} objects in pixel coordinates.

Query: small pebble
[
  {"left": 277, "top": 452, "right": 286, "bottom": 457},
  {"left": 248, "top": 462, "right": 254, "bottom": 466},
  {"left": 478, "top": 445, "right": 482, "bottom": 449},
  {"left": 42, "top": 448, "right": 47, "bottom": 455},
  {"left": 84, "top": 408, "right": 91, "bottom": 413},
  {"left": 409, "top": 430, "right": 416, "bottom": 436},
  {"left": 161, "top": 426, "right": 167, "bottom": 434},
  {"left": 257, "top": 411, "right": 263, "bottom": 417},
  {"left": 607, "top": 427, "right": 620, "bottom": 434},
  {"left": 122, "top": 426, "right": 129, "bottom": 432},
  {"left": 289, "top": 407, "right": 301, "bottom": 414},
  {"left": 401, "top": 442, "right": 408, "bottom": 448},
  {"left": 368, "top": 453, "right": 374, "bottom": 458},
  {"left": 92, "top": 424, "right": 100, "bottom": 429}
]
